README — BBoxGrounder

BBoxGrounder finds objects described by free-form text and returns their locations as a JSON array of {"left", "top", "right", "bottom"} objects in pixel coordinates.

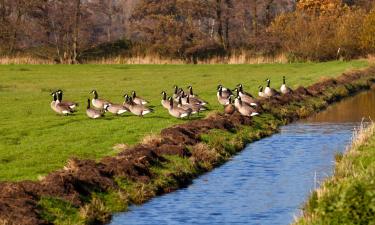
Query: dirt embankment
[{"left": 1, "top": 66, "right": 375, "bottom": 225}]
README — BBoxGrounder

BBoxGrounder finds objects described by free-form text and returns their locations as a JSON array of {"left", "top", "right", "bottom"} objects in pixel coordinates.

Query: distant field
[{"left": 0, "top": 61, "right": 368, "bottom": 181}]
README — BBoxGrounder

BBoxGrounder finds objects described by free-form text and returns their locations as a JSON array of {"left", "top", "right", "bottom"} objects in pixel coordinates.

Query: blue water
[{"left": 110, "top": 89, "right": 375, "bottom": 225}]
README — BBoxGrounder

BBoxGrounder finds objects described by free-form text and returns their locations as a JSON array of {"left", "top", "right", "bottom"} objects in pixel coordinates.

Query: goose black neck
[
  {"left": 174, "top": 86, "right": 178, "bottom": 94},
  {"left": 283, "top": 77, "right": 286, "bottom": 85},
  {"left": 87, "top": 99, "right": 90, "bottom": 109},
  {"left": 57, "top": 92, "right": 62, "bottom": 101},
  {"left": 189, "top": 87, "right": 193, "bottom": 96},
  {"left": 162, "top": 92, "right": 166, "bottom": 100},
  {"left": 169, "top": 98, "right": 174, "bottom": 108},
  {"left": 178, "top": 97, "right": 182, "bottom": 105},
  {"left": 267, "top": 80, "right": 271, "bottom": 87},
  {"left": 218, "top": 87, "right": 223, "bottom": 97},
  {"left": 53, "top": 93, "right": 57, "bottom": 101},
  {"left": 187, "top": 95, "right": 190, "bottom": 104},
  {"left": 132, "top": 91, "right": 136, "bottom": 98},
  {"left": 93, "top": 91, "right": 98, "bottom": 99}
]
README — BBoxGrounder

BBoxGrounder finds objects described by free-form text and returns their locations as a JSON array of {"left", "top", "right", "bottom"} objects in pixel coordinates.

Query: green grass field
[{"left": 0, "top": 61, "right": 368, "bottom": 181}]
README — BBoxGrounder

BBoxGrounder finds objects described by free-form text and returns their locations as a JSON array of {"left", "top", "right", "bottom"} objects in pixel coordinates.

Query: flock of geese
[{"left": 50, "top": 76, "right": 292, "bottom": 119}]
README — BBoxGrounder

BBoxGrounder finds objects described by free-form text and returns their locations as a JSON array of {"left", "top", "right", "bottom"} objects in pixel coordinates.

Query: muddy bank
[{"left": 1, "top": 67, "right": 375, "bottom": 225}]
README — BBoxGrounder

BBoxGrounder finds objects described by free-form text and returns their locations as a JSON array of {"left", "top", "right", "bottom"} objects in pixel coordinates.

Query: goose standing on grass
[
  {"left": 123, "top": 95, "right": 152, "bottom": 117},
  {"left": 168, "top": 97, "right": 192, "bottom": 119},
  {"left": 91, "top": 90, "right": 111, "bottom": 109},
  {"left": 56, "top": 90, "right": 78, "bottom": 110},
  {"left": 280, "top": 76, "right": 293, "bottom": 94},
  {"left": 187, "top": 86, "right": 208, "bottom": 105},
  {"left": 86, "top": 99, "right": 106, "bottom": 119},
  {"left": 258, "top": 86, "right": 267, "bottom": 98},
  {"left": 131, "top": 91, "right": 148, "bottom": 105},
  {"left": 234, "top": 97, "right": 259, "bottom": 117},
  {"left": 217, "top": 85, "right": 231, "bottom": 105},
  {"left": 233, "top": 87, "right": 258, "bottom": 107},
  {"left": 264, "top": 79, "right": 280, "bottom": 98}
]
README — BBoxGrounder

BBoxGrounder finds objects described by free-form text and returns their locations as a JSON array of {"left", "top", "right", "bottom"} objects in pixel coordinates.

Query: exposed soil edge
[{"left": 1, "top": 66, "right": 375, "bottom": 225}]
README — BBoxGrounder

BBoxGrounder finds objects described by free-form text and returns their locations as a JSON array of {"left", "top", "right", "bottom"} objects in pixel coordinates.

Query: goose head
[
  {"left": 283, "top": 76, "right": 286, "bottom": 84},
  {"left": 161, "top": 91, "right": 167, "bottom": 100},
  {"left": 217, "top": 84, "right": 223, "bottom": 91},
  {"left": 91, "top": 90, "right": 98, "bottom": 99},
  {"left": 258, "top": 86, "right": 264, "bottom": 92},
  {"left": 233, "top": 88, "right": 240, "bottom": 97},
  {"left": 131, "top": 91, "right": 136, "bottom": 98},
  {"left": 173, "top": 85, "right": 178, "bottom": 94}
]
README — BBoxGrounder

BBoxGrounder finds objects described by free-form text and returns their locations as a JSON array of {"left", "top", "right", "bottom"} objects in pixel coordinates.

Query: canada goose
[
  {"left": 234, "top": 97, "right": 259, "bottom": 117},
  {"left": 168, "top": 97, "right": 192, "bottom": 119},
  {"left": 186, "top": 95, "right": 207, "bottom": 113},
  {"left": 217, "top": 85, "right": 232, "bottom": 98},
  {"left": 131, "top": 91, "right": 148, "bottom": 105},
  {"left": 177, "top": 97, "right": 196, "bottom": 114},
  {"left": 280, "top": 76, "right": 293, "bottom": 94},
  {"left": 56, "top": 90, "right": 78, "bottom": 110},
  {"left": 91, "top": 90, "right": 111, "bottom": 109},
  {"left": 52, "top": 93, "right": 74, "bottom": 116},
  {"left": 123, "top": 95, "right": 152, "bottom": 117},
  {"left": 258, "top": 86, "right": 267, "bottom": 98},
  {"left": 187, "top": 86, "right": 208, "bottom": 105},
  {"left": 86, "top": 99, "right": 106, "bottom": 119},
  {"left": 217, "top": 86, "right": 231, "bottom": 105},
  {"left": 264, "top": 79, "right": 280, "bottom": 97},
  {"left": 106, "top": 103, "right": 128, "bottom": 115},
  {"left": 237, "top": 84, "right": 254, "bottom": 97},
  {"left": 224, "top": 97, "right": 236, "bottom": 115},
  {"left": 233, "top": 88, "right": 258, "bottom": 107},
  {"left": 172, "top": 85, "right": 183, "bottom": 100},
  {"left": 178, "top": 96, "right": 207, "bottom": 114},
  {"left": 161, "top": 91, "right": 170, "bottom": 109},
  {"left": 50, "top": 92, "right": 59, "bottom": 113}
]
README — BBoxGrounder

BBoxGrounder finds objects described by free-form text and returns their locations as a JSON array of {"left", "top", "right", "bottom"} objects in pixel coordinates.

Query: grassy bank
[
  {"left": 296, "top": 122, "right": 375, "bottom": 225},
  {"left": 0, "top": 61, "right": 367, "bottom": 181},
  {"left": 33, "top": 66, "right": 375, "bottom": 225}
]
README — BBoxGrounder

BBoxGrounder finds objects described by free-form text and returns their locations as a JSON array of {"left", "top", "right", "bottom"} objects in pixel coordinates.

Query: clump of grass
[
  {"left": 190, "top": 143, "right": 220, "bottom": 170},
  {"left": 38, "top": 197, "right": 83, "bottom": 225},
  {"left": 141, "top": 133, "right": 163, "bottom": 146},
  {"left": 79, "top": 197, "right": 111, "bottom": 225}
]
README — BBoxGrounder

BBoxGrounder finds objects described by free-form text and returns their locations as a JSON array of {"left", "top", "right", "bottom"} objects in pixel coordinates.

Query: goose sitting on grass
[
  {"left": 264, "top": 78, "right": 280, "bottom": 98},
  {"left": 168, "top": 97, "right": 192, "bottom": 119},
  {"left": 233, "top": 87, "right": 258, "bottom": 107},
  {"left": 91, "top": 90, "right": 112, "bottom": 109},
  {"left": 280, "top": 76, "right": 293, "bottom": 94},
  {"left": 217, "top": 85, "right": 231, "bottom": 105},
  {"left": 86, "top": 99, "right": 106, "bottom": 119},
  {"left": 123, "top": 95, "right": 152, "bottom": 117},
  {"left": 131, "top": 91, "right": 149, "bottom": 105},
  {"left": 234, "top": 96, "right": 259, "bottom": 117},
  {"left": 106, "top": 103, "right": 128, "bottom": 115},
  {"left": 56, "top": 90, "right": 78, "bottom": 110},
  {"left": 50, "top": 92, "right": 58, "bottom": 113},
  {"left": 51, "top": 92, "right": 74, "bottom": 115},
  {"left": 173, "top": 85, "right": 184, "bottom": 100},
  {"left": 161, "top": 91, "right": 170, "bottom": 109},
  {"left": 258, "top": 86, "right": 267, "bottom": 98}
]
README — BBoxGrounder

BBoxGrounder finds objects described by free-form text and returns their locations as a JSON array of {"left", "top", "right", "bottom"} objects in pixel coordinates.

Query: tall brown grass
[
  {"left": 0, "top": 56, "right": 53, "bottom": 65},
  {"left": 84, "top": 53, "right": 288, "bottom": 65}
]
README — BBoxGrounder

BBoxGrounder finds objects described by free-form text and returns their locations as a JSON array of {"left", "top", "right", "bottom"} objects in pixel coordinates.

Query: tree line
[{"left": 0, "top": 0, "right": 374, "bottom": 64}]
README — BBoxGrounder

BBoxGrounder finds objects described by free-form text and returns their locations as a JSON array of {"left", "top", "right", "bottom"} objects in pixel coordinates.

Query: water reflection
[{"left": 307, "top": 89, "right": 375, "bottom": 123}]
